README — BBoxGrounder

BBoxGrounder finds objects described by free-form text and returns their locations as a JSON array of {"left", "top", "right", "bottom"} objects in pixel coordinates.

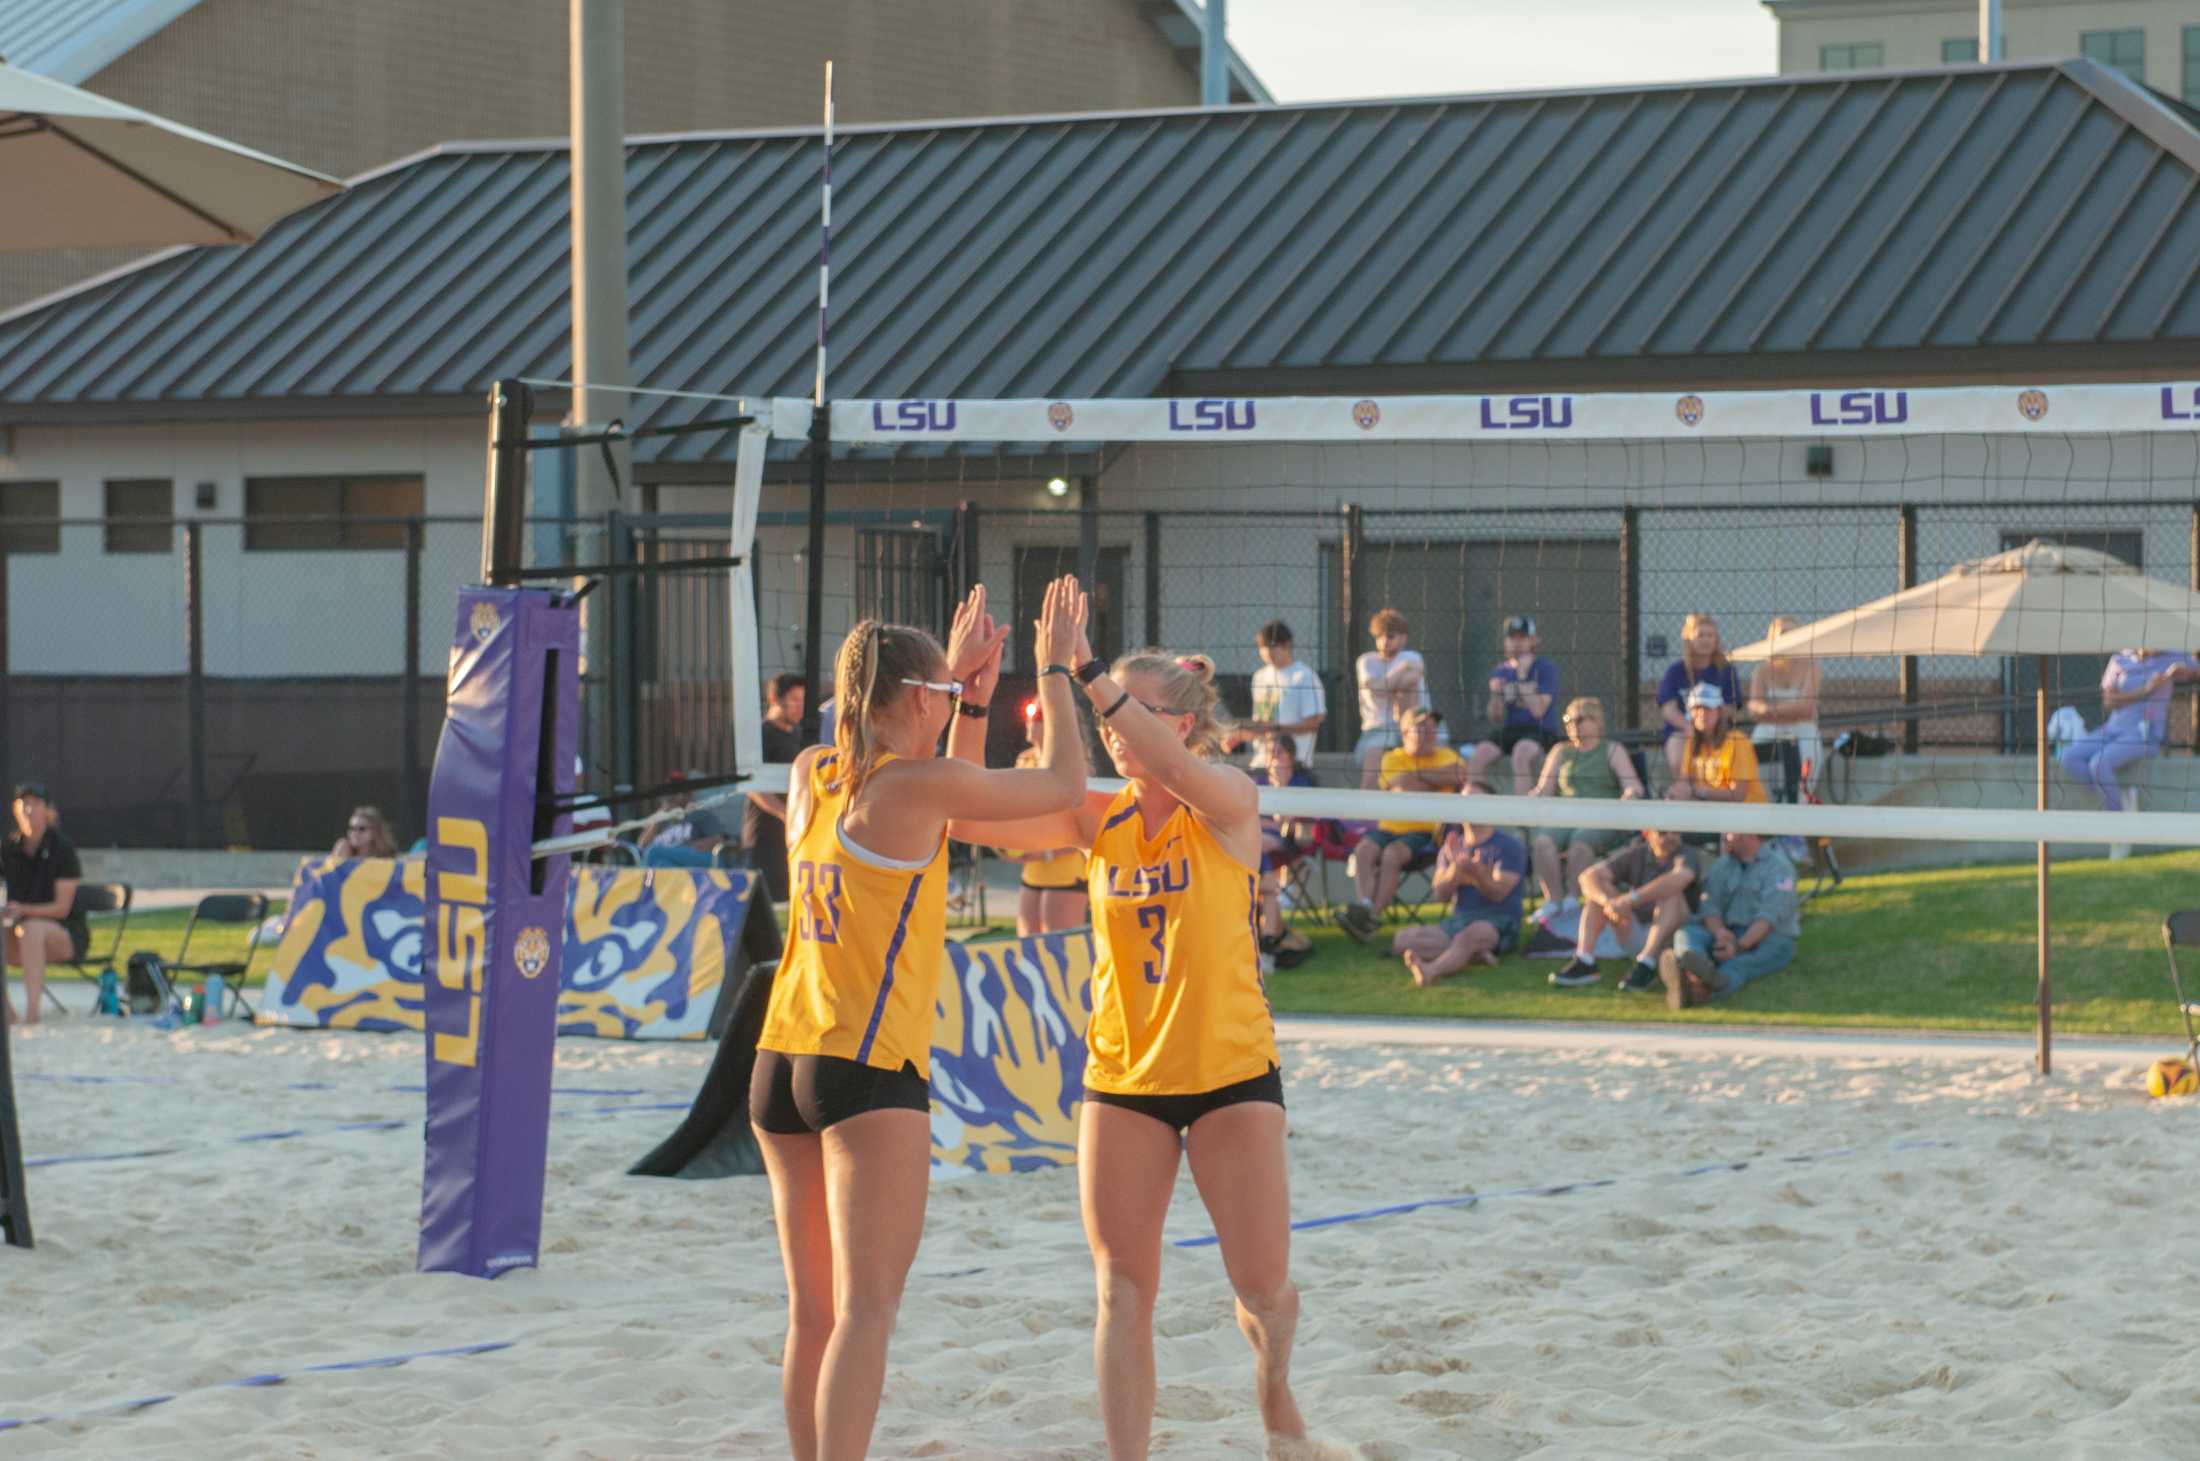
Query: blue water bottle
[
  {"left": 96, "top": 968, "right": 120, "bottom": 1015},
  {"left": 204, "top": 974, "right": 225, "bottom": 1024}
]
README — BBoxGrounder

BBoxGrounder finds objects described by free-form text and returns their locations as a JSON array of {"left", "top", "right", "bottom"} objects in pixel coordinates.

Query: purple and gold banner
[
  {"left": 260, "top": 857, "right": 754, "bottom": 1040},
  {"left": 418, "top": 587, "right": 578, "bottom": 1279},
  {"left": 929, "top": 929, "right": 1095, "bottom": 1174}
]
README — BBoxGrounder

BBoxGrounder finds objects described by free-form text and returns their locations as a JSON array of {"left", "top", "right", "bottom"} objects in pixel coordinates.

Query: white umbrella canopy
[
  {"left": 0, "top": 60, "right": 340, "bottom": 251},
  {"left": 1731, "top": 541, "right": 2200, "bottom": 662}
]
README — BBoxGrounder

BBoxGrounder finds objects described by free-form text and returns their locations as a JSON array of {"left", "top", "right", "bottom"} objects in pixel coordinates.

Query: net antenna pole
[
  {"left": 730, "top": 420, "right": 769, "bottom": 775},
  {"left": 801, "top": 61, "right": 834, "bottom": 744},
  {"left": 2036, "top": 654, "right": 2051, "bottom": 1076},
  {"left": 1978, "top": 0, "right": 2004, "bottom": 61},
  {"left": 483, "top": 378, "right": 534, "bottom": 585},
  {"left": 0, "top": 996, "right": 32, "bottom": 1249}
]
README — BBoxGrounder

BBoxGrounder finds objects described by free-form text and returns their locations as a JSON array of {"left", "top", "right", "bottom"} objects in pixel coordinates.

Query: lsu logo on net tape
[
  {"left": 1351, "top": 399, "right": 1381, "bottom": 431},
  {"left": 1675, "top": 395, "right": 1705, "bottom": 428},
  {"left": 513, "top": 926, "right": 552, "bottom": 980},
  {"left": 2017, "top": 389, "right": 2049, "bottom": 422},
  {"left": 1047, "top": 401, "right": 1074, "bottom": 432}
]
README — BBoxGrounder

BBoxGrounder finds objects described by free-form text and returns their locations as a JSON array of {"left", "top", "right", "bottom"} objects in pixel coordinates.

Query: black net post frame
[{"left": 1, "top": 994, "right": 32, "bottom": 1250}]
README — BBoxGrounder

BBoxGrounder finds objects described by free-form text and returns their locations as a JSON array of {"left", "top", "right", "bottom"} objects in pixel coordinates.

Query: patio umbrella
[
  {"left": 1732, "top": 540, "right": 2200, "bottom": 1075},
  {"left": 0, "top": 60, "right": 339, "bottom": 250}
]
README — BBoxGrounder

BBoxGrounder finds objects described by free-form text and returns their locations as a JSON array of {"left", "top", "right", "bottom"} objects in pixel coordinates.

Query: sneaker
[
  {"left": 1259, "top": 931, "right": 1283, "bottom": 954},
  {"left": 1273, "top": 929, "right": 1314, "bottom": 970},
  {"left": 1337, "top": 903, "right": 1376, "bottom": 943},
  {"left": 1616, "top": 961, "right": 1660, "bottom": 994},
  {"left": 1548, "top": 957, "right": 1600, "bottom": 989},
  {"left": 1658, "top": 950, "right": 1712, "bottom": 1010}
]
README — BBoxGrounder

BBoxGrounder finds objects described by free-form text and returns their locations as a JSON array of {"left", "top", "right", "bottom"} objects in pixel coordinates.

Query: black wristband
[
  {"left": 1039, "top": 663, "right": 1072, "bottom": 679},
  {"left": 1074, "top": 658, "right": 1106, "bottom": 685},
  {"left": 1101, "top": 690, "right": 1133, "bottom": 719},
  {"left": 956, "top": 699, "right": 990, "bottom": 719}
]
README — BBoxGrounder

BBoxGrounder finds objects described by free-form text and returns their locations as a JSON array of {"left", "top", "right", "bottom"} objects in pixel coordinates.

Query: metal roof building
[
  {"left": 2, "top": 57, "right": 2198, "bottom": 471},
  {"left": 0, "top": 0, "right": 203, "bottom": 83}
]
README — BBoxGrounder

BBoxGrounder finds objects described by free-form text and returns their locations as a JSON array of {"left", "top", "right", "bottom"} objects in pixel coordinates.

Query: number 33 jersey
[
  {"left": 757, "top": 751, "right": 949, "bottom": 1078},
  {"left": 1084, "top": 785, "right": 1278, "bottom": 1097}
]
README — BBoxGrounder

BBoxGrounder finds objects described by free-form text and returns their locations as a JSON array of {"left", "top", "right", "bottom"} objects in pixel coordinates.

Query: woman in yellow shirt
[
  {"left": 750, "top": 578, "right": 1087, "bottom": 1461},
  {"left": 1000, "top": 699, "right": 1089, "bottom": 936},
  {"left": 1665, "top": 682, "right": 1767, "bottom": 804},
  {"left": 957, "top": 631, "right": 1319, "bottom": 1461}
]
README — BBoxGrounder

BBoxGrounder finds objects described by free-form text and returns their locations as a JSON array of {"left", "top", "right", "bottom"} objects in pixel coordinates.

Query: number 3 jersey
[
  {"left": 757, "top": 751, "right": 949, "bottom": 1078},
  {"left": 1083, "top": 785, "right": 1278, "bottom": 1097}
]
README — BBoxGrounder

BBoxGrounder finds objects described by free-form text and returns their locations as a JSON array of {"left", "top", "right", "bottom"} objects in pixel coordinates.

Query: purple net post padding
[{"left": 418, "top": 588, "right": 580, "bottom": 1279}]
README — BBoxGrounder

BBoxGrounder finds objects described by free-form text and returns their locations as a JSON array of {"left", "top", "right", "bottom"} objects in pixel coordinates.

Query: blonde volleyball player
[
  {"left": 750, "top": 578, "right": 1088, "bottom": 1461},
  {"left": 955, "top": 623, "right": 1316, "bottom": 1461}
]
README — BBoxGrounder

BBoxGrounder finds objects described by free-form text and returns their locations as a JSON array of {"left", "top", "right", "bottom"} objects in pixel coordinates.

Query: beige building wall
[
  {"left": 0, "top": 0, "right": 1203, "bottom": 312},
  {"left": 1771, "top": 0, "right": 2198, "bottom": 93}
]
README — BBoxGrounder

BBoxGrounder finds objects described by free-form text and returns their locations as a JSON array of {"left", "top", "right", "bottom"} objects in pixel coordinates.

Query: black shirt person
[
  {"left": 2, "top": 782, "right": 85, "bottom": 1027},
  {"left": 741, "top": 673, "right": 807, "bottom": 900}
]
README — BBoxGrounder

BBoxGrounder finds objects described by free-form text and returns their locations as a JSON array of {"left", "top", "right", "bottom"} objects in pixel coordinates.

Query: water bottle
[
  {"left": 95, "top": 968, "right": 120, "bottom": 1015},
  {"left": 180, "top": 986, "right": 203, "bottom": 1024},
  {"left": 204, "top": 974, "right": 225, "bottom": 1024}
]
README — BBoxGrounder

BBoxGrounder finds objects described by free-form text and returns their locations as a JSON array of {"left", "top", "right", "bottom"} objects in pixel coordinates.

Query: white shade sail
[{"left": 0, "top": 60, "right": 339, "bottom": 250}]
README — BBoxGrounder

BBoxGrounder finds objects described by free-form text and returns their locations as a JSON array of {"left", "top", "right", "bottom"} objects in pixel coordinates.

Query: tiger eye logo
[
  {"left": 1675, "top": 395, "right": 1705, "bottom": 428},
  {"left": 513, "top": 926, "right": 552, "bottom": 979},
  {"left": 1047, "top": 401, "right": 1074, "bottom": 432},
  {"left": 1351, "top": 400, "right": 1381, "bottom": 431},
  {"left": 2017, "top": 389, "right": 2048, "bottom": 422},
  {"left": 469, "top": 601, "right": 501, "bottom": 643}
]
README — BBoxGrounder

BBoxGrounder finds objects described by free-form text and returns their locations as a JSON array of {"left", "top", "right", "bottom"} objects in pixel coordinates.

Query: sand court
[{"left": 4, "top": 1016, "right": 2195, "bottom": 1457}]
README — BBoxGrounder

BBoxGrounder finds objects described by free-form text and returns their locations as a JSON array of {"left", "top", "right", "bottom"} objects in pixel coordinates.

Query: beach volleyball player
[
  {"left": 955, "top": 631, "right": 1317, "bottom": 1461},
  {"left": 749, "top": 578, "right": 1088, "bottom": 1461}
]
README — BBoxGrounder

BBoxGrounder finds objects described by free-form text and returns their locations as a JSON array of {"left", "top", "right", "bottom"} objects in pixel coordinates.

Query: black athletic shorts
[
  {"left": 1494, "top": 725, "right": 1553, "bottom": 756},
  {"left": 1082, "top": 1064, "right": 1284, "bottom": 1137},
  {"left": 748, "top": 1050, "right": 931, "bottom": 1135}
]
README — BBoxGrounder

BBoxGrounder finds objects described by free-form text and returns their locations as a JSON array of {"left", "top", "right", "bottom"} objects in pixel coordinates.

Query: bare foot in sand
[{"left": 1267, "top": 1432, "right": 1354, "bottom": 1461}]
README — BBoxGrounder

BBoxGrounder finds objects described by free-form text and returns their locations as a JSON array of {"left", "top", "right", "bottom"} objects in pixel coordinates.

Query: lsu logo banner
[
  {"left": 929, "top": 929, "right": 1096, "bottom": 1174},
  {"left": 260, "top": 857, "right": 755, "bottom": 1040}
]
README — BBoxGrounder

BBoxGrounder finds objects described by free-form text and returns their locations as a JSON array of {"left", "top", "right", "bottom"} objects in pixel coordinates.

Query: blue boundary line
[
  {"left": 1171, "top": 1138, "right": 1958, "bottom": 1248},
  {"left": 0, "top": 1341, "right": 515, "bottom": 1431}
]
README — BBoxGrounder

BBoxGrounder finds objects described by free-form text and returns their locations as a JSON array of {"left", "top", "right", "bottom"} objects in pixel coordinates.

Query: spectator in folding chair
[
  {"left": 1665, "top": 683, "right": 1767, "bottom": 805},
  {"left": 1338, "top": 708, "right": 1462, "bottom": 940},
  {"left": 1391, "top": 778, "right": 1525, "bottom": 986},
  {"left": 1254, "top": 733, "right": 1318, "bottom": 969},
  {"left": 1468, "top": 614, "right": 1560, "bottom": 796},
  {"left": 1, "top": 783, "right": 85, "bottom": 1028},
  {"left": 639, "top": 773, "right": 729, "bottom": 868},
  {"left": 1525, "top": 696, "right": 1644, "bottom": 921}
]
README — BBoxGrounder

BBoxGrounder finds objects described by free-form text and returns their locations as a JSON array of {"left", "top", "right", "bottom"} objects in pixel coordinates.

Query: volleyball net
[{"left": 733, "top": 381, "right": 2200, "bottom": 859}]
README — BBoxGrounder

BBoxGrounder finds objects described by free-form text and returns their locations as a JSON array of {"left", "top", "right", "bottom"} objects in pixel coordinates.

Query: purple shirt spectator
[
  {"left": 1489, "top": 656, "right": 1561, "bottom": 735},
  {"left": 2101, "top": 650, "right": 2200, "bottom": 738},
  {"left": 1657, "top": 660, "right": 1743, "bottom": 742}
]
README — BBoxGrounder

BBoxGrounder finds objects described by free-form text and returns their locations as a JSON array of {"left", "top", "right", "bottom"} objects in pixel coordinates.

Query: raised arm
[
  {"left": 1077, "top": 639, "right": 1257, "bottom": 832},
  {"left": 945, "top": 576, "right": 1099, "bottom": 849},
  {"left": 942, "top": 583, "right": 1010, "bottom": 766}
]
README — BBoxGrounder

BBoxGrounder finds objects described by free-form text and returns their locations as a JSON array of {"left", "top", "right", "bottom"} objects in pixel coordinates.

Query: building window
[
  {"left": 1942, "top": 37, "right": 1979, "bottom": 64},
  {"left": 1820, "top": 42, "right": 1884, "bottom": 70},
  {"left": 2185, "top": 26, "right": 2200, "bottom": 105},
  {"left": 0, "top": 481, "right": 60, "bottom": 555},
  {"left": 104, "top": 478, "right": 173, "bottom": 554},
  {"left": 244, "top": 475, "right": 423, "bottom": 550},
  {"left": 2081, "top": 29, "right": 2146, "bottom": 84}
]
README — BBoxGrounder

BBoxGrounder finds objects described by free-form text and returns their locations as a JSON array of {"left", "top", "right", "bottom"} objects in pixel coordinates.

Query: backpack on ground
[{"left": 124, "top": 952, "right": 176, "bottom": 1017}]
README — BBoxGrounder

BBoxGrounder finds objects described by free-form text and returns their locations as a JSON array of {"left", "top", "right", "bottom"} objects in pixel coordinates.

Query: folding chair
[
  {"left": 167, "top": 893, "right": 271, "bottom": 1021},
  {"left": 39, "top": 883, "right": 133, "bottom": 1017},
  {"left": 2163, "top": 911, "right": 2200, "bottom": 1068},
  {"left": 1286, "top": 819, "right": 1367, "bottom": 928}
]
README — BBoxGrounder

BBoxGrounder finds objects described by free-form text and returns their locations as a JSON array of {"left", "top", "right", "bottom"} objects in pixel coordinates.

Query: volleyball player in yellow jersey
[
  {"left": 750, "top": 577, "right": 1089, "bottom": 1461},
  {"left": 954, "top": 628, "right": 1322, "bottom": 1461}
]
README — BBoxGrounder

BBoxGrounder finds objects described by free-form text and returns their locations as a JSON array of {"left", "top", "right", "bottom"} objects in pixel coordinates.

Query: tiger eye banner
[
  {"left": 929, "top": 929, "right": 1096, "bottom": 1174},
  {"left": 258, "top": 857, "right": 755, "bottom": 1040}
]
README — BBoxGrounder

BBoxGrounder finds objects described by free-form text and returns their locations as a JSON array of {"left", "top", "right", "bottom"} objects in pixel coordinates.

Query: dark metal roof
[
  {"left": 0, "top": 0, "right": 204, "bottom": 83},
  {"left": 3, "top": 59, "right": 2198, "bottom": 466}
]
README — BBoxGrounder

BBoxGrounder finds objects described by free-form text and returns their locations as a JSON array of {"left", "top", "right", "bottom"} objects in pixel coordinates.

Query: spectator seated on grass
[
  {"left": 2058, "top": 647, "right": 2199, "bottom": 813},
  {"left": 1526, "top": 695, "right": 1644, "bottom": 919},
  {"left": 2, "top": 782, "right": 85, "bottom": 1027},
  {"left": 1549, "top": 825, "right": 1707, "bottom": 992},
  {"left": 639, "top": 774, "right": 728, "bottom": 867},
  {"left": 1392, "top": 778, "right": 1525, "bottom": 987},
  {"left": 1665, "top": 683, "right": 1766, "bottom": 805},
  {"left": 1338, "top": 708, "right": 1463, "bottom": 939},
  {"left": 1255, "top": 733, "right": 1318, "bottom": 969},
  {"left": 1657, "top": 611, "right": 1744, "bottom": 780},
  {"left": 1353, "top": 606, "right": 1432, "bottom": 787},
  {"left": 1661, "top": 831, "right": 1802, "bottom": 1009},
  {"left": 1468, "top": 613, "right": 1560, "bottom": 795},
  {"left": 330, "top": 805, "right": 398, "bottom": 861}
]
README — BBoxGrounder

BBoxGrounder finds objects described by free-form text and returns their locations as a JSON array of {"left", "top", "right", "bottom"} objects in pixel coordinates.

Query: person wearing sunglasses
[
  {"left": 748, "top": 579, "right": 1088, "bottom": 1461},
  {"left": 330, "top": 805, "right": 398, "bottom": 861},
  {"left": 2, "top": 781, "right": 85, "bottom": 1027},
  {"left": 956, "top": 641, "right": 1323, "bottom": 1461}
]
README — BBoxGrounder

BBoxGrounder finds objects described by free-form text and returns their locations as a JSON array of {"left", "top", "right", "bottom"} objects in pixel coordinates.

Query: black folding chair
[
  {"left": 2164, "top": 911, "right": 2200, "bottom": 1068},
  {"left": 40, "top": 883, "right": 133, "bottom": 1017},
  {"left": 168, "top": 893, "right": 271, "bottom": 1021}
]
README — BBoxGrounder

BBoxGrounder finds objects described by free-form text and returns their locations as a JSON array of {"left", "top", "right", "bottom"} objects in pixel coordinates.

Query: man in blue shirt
[
  {"left": 1391, "top": 779, "right": 1526, "bottom": 986},
  {"left": 1468, "top": 614, "right": 1560, "bottom": 795},
  {"left": 1661, "top": 831, "right": 1802, "bottom": 1009}
]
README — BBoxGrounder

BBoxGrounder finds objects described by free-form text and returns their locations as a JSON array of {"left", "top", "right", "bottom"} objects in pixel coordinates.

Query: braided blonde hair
[{"left": 831, "top": 619, "right": 945, "bottom": 805}]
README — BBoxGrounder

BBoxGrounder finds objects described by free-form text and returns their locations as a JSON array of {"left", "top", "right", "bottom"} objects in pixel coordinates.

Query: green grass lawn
[
  {"left": 36, "top": 903, "right": 287, "bottom": 990},
  {"left": 1268, "top": 849, "right": 2200, "bottom": 1038}
]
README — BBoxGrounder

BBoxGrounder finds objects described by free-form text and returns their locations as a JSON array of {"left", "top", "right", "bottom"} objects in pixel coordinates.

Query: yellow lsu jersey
[
  {"left": 1083, "top": 786, "right": 1278, "bottom": 1096},
  {"left": 756, "top": 751, "right": 949, "bottom": 1078}
]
